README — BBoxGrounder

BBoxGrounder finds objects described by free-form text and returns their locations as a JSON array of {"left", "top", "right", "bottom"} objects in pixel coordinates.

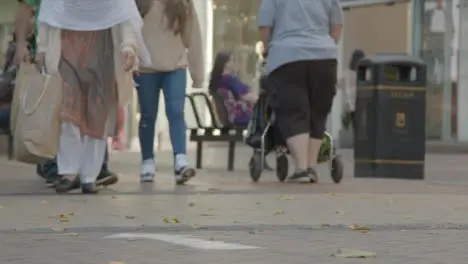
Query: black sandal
[
  {"left": 81, "top": 183, "right": 99, "bottom": 194},
  {"left": 55, "top": 176, "right": 80, "bottom": 194},
  {"left": 287, "top": 170, "right": 309, "bottom": 182}
]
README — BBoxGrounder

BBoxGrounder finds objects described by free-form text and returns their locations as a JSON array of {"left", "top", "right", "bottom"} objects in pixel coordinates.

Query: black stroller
[{"left": 244, "top": 75, "right": 344, "bottom": 183}]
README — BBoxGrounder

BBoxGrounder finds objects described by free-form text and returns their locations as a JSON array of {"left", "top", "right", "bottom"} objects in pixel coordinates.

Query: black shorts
[{"left": 268, "top": 59, "right": 337, "bottom": 139}]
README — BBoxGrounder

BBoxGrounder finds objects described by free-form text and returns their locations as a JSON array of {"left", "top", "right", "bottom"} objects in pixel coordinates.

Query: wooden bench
[{"left": 186, "top": 92, "right": 246, "bottom": 171}]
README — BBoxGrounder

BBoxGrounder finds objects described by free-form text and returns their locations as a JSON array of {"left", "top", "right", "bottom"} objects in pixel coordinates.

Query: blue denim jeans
[{"left": 134, "top": 70, "right": 187, "bottom": 161}]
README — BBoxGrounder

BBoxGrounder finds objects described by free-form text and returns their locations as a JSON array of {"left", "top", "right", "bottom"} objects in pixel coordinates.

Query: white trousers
[{"left": 57, "top": 122, "right": 107, "bottom": 183}]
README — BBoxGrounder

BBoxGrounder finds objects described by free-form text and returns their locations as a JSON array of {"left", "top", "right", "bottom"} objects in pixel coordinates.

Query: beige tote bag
[{"left": 12, "top": 63, "right": 62, "bottom": 164}]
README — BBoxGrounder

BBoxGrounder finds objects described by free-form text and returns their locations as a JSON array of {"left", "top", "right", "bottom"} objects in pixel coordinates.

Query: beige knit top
[{"left": 139, "top": 0, "right": 205, "bottom": 87}]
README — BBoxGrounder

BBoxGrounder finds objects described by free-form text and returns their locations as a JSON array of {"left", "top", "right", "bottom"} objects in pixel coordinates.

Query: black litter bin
[{"left": 354, "top": 53, "right": 426, "bottom": 179}]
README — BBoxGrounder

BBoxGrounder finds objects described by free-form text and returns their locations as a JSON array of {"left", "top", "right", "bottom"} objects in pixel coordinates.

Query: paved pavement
[{"left": 1, "top": 146, "right": 468, "bottom": 263}]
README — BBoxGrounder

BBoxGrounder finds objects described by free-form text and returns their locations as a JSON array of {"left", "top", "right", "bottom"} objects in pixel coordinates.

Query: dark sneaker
[
  {"left": 308, "top": 167, "right": 318, "bottom": 183},
  {"left": 45, "top": 177, "right": 60, "bottom": 188},
  {"left": 81, "top": 183, "right": 99, "bottom": 194},
  {"left": 55, "top": 177, "right": 80, "bottom": 194},
  {"left": 175, "top": 166, "right": 196, "bottom": 185},
  {"left": 287, "top": 170, "right": 309, "bottom": 182},
  {"left": 96, "top": 169, "right": 119, "bottom": 186}
]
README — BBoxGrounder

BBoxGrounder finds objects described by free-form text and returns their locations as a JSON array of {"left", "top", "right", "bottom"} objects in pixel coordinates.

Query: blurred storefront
[{"left": 413, "top": 0, "right": 457, "bottom": 141}]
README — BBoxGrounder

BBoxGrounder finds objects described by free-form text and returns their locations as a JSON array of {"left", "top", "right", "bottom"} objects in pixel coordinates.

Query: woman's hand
[
  {"left": 35, "top": 52, "right": 45, "bottom": 73},
  {"left": 122, "top": 48, "right": 137, "bottom": 72}
]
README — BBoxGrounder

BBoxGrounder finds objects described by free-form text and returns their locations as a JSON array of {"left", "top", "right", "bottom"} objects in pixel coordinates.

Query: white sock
[{"left": 174, "top": 154, "right": 188, "bottom": 171}]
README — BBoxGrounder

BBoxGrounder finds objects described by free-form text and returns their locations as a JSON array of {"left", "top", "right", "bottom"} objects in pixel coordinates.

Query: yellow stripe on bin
[
  {"left": 355, "top": 159, "right": 424, "bottom": 165},
  {"left": 359, "top": 85, "right": 425, "bottom": 92}
]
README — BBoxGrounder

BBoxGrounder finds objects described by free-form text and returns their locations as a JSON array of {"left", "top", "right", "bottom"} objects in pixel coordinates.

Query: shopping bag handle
[{"left": 21, "top": 74, "right": 52, "bottom": 115}]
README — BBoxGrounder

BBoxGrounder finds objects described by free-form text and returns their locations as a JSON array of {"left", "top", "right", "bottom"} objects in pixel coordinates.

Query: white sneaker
[
  {"left": 174, "top": 154, "right": 195, "bottom": 185},
  {"left": 140, "top": 159, "right": 155, "bottom": 183}
]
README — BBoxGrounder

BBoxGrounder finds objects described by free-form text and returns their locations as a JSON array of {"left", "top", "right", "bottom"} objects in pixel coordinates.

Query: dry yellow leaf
[
  {"left": 68, "top": 213, "right": 74, "bottom": 216},
  {"left": 109, "top": 262, "right": 126, "bottom": 264},
  {"left": 349, "top": 225, "right": 371, "bottom": 232},
  {"left": 52, "top": 227, "right": 65, "bottom": 232},
  {"left": 162, "top": 217, "right": 180, "bottom": 223},
  {"left": 40, "top": 200, "right": 48, "bottom": 204},
  {"left": 59, "top": 214, "right": 70, "bottom": 223},
  {"left": 57, "top": 233, "right": 79, "bottom": 237},
  {"left": 280, "top": 195, "right": 296, "bottom": 200},
  {"left": 274, "top": 210, "right": 285, "bottom": 215}
]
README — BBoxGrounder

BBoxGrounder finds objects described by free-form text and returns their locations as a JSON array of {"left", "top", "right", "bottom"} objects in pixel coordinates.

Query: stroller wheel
[
  {"left": 276, "top": 154, "right": 288, "bottom": 182},
  {"left": 331, "top": 155, "right": 344, "bottom": 184},
  {"left": 249, "top": 152, "right": 263, "bottom": 182}
]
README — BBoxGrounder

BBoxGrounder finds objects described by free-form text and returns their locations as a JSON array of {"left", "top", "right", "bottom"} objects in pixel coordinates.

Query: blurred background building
[{"left": 0, "top": 0, "right": 466, "bottom": 146}]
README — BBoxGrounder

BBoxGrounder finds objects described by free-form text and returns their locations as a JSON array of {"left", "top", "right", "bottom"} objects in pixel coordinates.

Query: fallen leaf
[
  {"left": 336, "top": 210, "right": 345, "bottom": 215},
  {"left": 328, "top": 192, "right": 337, "bottom": 197},
  {"left": 162, "top": 217, "right": 180, "bottom": 223},
  {"left": 256, "top": 202, "right": 261, "bottom": 205},
  {"left": 274, "top": 210, "right": 285, "bottom": 215},
  {"left": 321, "top": 224, "right": 331, "bottom": 228},
  {"left": 68, "top": 213, "right": 74, "bottom": 216},
  {"left": 349, "top": 225, "right": 371, "bottom": 232},
  {"left": 109, "top": 262, "right": 126, "bottom": 264},
  {"left": 188, "top": 202, "right": 195, "bottom": 207},
  {"left": 59, "top": 215, "right": 70, "bottom": 223},
  {"left": 248, "top": 230, "right": 255, "bottom": 234},
  {"left": 57, "top": 233, "right": 79, "bottom": 237},
  {"left": 111, "top": 196, "right": 119, "bottom": 200},
  {"left": 125, "top": 216, "right": 136, "bottom": 219},
  {"left": 280, "top": 195, "right": 296, "bottom": 200},
  {"left": 332, "top": 248, "right": 376, "bottom": 258},
  {"left": 51, "top": 227, "right": 65, "bottom": 232},
  {"left": 191, "top": 224, "right": 200, "bottom": 229},
  {"left": 290, "top": 217, "right": 298, "bottom": 222},
  {"left": 40, "top": 200, "right": 48, "bottom": 204}
]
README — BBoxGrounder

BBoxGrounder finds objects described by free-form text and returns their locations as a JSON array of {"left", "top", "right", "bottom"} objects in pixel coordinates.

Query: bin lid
[{"left": 359, "top": 53, "right": 425, "bottom": 67}]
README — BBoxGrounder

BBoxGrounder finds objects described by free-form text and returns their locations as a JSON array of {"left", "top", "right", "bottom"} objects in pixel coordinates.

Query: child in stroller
[{"left": 245, "top": 67, "right": 344, "bottom": 183}]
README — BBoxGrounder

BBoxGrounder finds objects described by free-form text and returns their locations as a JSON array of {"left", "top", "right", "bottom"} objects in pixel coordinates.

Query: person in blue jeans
[{"left": 136, "top": 0, "right": 205, "bottom": 184}]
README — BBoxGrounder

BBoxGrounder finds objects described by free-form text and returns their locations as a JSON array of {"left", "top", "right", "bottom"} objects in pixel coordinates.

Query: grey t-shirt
[{"left": 258, "top": 0, "right": 343, "bottom": 74}]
